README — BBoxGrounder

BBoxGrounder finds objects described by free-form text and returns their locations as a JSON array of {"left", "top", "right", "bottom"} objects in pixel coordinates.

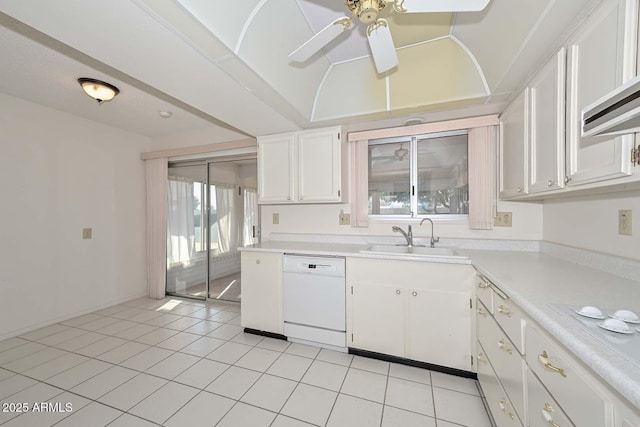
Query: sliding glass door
[
  {"left": 166, "top": 158, "right": 258, "bottom": 302},
  {"left": 166, "top": 164, "right": 208, "bottom": 299}
]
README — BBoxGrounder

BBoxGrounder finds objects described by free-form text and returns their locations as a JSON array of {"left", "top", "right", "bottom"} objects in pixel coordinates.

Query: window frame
[{"left": 367, "top": 129, "right": 469, "bottom": 222}]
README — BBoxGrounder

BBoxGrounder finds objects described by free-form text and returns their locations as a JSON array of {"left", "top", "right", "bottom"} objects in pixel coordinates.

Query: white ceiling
[{"left": 0, "top": 0, "right": 600, "bottom": 141}]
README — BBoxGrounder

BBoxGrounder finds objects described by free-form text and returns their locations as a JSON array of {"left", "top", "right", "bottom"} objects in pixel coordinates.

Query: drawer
[
  {"left": 477, "top": 306, "right": 526, "bottom": 421},
  {"left": 477, "top": 298, "right": 491, "bottom": 321},
  {"left": 477, "top": 341, "right": 524, "bottom": 427},
  {"left": 526, "top": 324, "right": 611, "bottom": 427},
  {"left": 492, "top": 289, "right": 525, "bottom": 354},
  {"left": 476, "top": 275, "right": 493, "bottom": 314},
  {"left": 528, "top": 369, "right": 574, "bottom": 427}
]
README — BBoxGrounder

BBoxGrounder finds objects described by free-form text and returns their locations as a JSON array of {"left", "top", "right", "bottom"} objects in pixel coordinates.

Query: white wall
[
  {"left": 544, "top": 190, "right": 640, "bottom": 260},
  {"left": 260, "top": 199, "right": 543, "bottom": 242},
  {"left": 150, "top": 126, "right": 248, "bottom": 151},
  {"left": 0, "top": 93, "right": 150, "bottom": 339}
]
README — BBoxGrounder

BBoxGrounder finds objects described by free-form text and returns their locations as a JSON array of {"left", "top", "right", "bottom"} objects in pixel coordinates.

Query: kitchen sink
[{"left": 359, "top": 244, "right": 465, "bottom": 259}]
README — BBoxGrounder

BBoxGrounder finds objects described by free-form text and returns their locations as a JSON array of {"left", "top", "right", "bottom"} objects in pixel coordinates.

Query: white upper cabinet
[
  {"left": 529, "top": 48, "right": 566, "bottom": 193},
  {"left": 258, "top": 133, "right": 296, "bottom": 203},
  {"left": 565, "top": 0, "right": 638, "bottom": 186},
  {"left": 499, "top": 89, "right": 529, "bottom": 199},
  {"left": 258, "top": 126, "right": 346, "bottom": 204}
]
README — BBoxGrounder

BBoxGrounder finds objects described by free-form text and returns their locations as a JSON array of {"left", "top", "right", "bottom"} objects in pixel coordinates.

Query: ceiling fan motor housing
[{"left": 344, "top": 0, "right": 387, "bottom": 24}]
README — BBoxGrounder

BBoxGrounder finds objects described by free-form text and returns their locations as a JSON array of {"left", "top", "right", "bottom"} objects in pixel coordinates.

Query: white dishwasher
[{"left": 282, "top": 255, "right": 346, "bottom": 349}]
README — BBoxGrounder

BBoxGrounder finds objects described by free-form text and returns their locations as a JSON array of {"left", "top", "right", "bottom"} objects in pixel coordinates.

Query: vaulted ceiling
[{"left": 0, "top": 0, "right": 597, "bottom": 139}]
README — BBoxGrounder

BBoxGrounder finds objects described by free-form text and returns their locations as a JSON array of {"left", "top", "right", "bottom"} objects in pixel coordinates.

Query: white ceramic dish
[
  {"left": 609, "top": 314, "right": 640, "bottom": 324},
  {"left": 575, "top": 307, "right": 605, "bottom": 319},
  {"left": 597, "top": 319, "right": 634, "bottom": 334},
  {"left": 609, "top": 309, "right": 640, "bottom": 323}
]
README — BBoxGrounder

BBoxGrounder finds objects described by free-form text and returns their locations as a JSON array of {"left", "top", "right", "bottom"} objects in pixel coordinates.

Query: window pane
[
  {"left": 368, "top": 141, "right": 411, "bottom": 215},
  {"left": 416, "top": 134, "right": 468, "bottom": 215}
]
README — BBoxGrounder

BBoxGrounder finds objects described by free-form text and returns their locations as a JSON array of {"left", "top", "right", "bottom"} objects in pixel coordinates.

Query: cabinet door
[
  {"left": 529, "top": 48, "right": 566, "bottom": 193},
  {"left": 258, "top": 134, "right": 295, "bottom": 204},
  {"left": 350, "top": 283, "right": 405, "bottom": 357},
  {"left": 408, "top": 288, "right": 472, "bottom": 371},
  {"left": 565, "top": 0, "right": 637, "bottom": 186},
  {"left": 500, "top": 89, "right": 529, "bottom": 198},
  {"left": 240, "top": 251, "right": 283, "bottom": 334},
  {"left": 297, "top": 128, "right": 342, "bottom": 203}
]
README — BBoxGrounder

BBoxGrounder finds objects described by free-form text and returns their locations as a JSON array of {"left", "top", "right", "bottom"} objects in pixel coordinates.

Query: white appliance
[
  {"left": 582, "top": 74, "right": 640, "bottom": 137},
  {"left": 282, "top": 255, "right": 346, "bottom": 349}
]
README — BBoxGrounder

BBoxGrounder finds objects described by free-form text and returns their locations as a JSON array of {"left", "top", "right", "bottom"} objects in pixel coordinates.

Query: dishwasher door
[{"left": 282, "top": 255, "right": 346, "bottom": 332}]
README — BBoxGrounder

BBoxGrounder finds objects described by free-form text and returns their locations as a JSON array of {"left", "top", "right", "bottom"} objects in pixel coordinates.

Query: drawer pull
[
  {"left": 477, "top": 352, "right": 488, "bottom": 365},
  {"left": 543, "top": 403, "right": 561, "bottom": 427},
  {"left": 477, "top": 307, "right": 487, "bottom": 317},
  {"left": 255, "top": 259, "right": 261, "bottom": 264},
  {"left": 538, "top": 351, "right": 567, "bottom": 377},
  {"left": 412, "top": 291, "right": 417, "bottom": 296},
  {"left": 396, "top": 289, "right": 401, "bottom": 295},
  {"left": 499, "top": 398, "right": 515, "bottom": 420},
  {"left": 498, "top": 305, "right": 512, "bottom": 317},
  {"left": 498, "top": 339, "right": 513, "bottom": 355}
]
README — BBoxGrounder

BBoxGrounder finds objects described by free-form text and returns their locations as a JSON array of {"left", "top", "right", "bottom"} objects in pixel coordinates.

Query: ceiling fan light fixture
[{"left": 77, "top": 78, "right": 120, "bottom": 104}]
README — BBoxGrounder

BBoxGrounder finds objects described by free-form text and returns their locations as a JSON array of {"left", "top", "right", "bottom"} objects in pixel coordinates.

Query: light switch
[
  {"left": 272, "top": 213, "right": 279, "bottom": 225},
  {"left": 82, "top": 228, "right": 92, "bottom": 240},
  {"left": 619, "top": 210, "right": 632, "bottom": 236}
]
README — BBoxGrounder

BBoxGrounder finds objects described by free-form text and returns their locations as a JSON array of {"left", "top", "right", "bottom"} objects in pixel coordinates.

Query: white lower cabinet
[
  {"left": 475, "top": 274, "right": 640, "bottom": 427},
  {"left": 348, "top": 258, "right": 475, "bottom": 372},
  {"left": 527, "top": 369, "right": 573, "bottom": 427},
  {"left": 240, "top": 251, "right": 283, "bottom": 334},
  {"left": 477, "top": 300, "right": 526, "bottom": 423},
  {"left": 477, "top": 341, "right": 524, "bottom": 427}
]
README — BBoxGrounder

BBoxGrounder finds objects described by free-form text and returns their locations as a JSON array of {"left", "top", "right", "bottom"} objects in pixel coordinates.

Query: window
[{"left": 368, "top": 130, "right": 468, "bottom": 217}]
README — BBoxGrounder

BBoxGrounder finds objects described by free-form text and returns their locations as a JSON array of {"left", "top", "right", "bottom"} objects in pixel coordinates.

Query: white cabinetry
[
  {"left": 348, "top": 258, "right": 475, "bottom": 372},
  {"left": 240, "top": 251, "right": 283, "bottom": 334},
  {"left": 565, "top": 0, "right": 637, "bottom": 186},
  {"left": 529, "top": 48, "right": 566, "bottom": 193},
  {"left": 500, "top": 90, "right": 529, "bottom": 199},
  {"left": 258, "top": 126, "right": 346, "bottom": 204}
]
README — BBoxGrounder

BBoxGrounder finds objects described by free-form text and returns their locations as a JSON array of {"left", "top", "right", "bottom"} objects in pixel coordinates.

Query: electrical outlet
[
  {"left": 339, "top": 210, "right": 351, "bottom": 226},
  {"left": 82, "top": 227, "right": 92, "bottom": 239},
  {"left": 272, "top": 213, "right": 279, "bottom": 225},
  {"left": 619, "top": 210, "right": 632, "bottom": 236},
  {"left": 494, "top": 212, "right": 512, "bottom": 227}
]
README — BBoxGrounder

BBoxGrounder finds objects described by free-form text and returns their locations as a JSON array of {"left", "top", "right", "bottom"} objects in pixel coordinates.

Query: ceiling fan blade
[
  {"left": 289, "top": 17, "right": 352, "bottom": 62},
  {"left": 396, "top": 0, "right": 490, "bottom": 13},
  {"left": 367, "top": 19, "right": 398, "bottom": 73}
]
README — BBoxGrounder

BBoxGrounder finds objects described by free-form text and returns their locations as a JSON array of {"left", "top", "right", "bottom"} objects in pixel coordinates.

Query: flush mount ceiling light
[
  {"left": 289, "top": 0, "right": 491, "bottom": 73},
  {"left": 77, "top": 78, "right": 120, "bottom": 104}
]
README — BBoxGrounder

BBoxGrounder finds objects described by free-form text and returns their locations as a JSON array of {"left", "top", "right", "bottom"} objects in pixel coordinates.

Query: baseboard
[
  {"left": 349, "top": 348, "right": 477, "bottom": 380},
  {"left": 244, "top": 328, "right": 288, "bottom": 341}
]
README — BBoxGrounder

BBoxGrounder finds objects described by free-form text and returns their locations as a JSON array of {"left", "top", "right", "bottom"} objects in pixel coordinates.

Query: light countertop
[{"left": 241, "top": 239, "right": 640, "bottom": 409}]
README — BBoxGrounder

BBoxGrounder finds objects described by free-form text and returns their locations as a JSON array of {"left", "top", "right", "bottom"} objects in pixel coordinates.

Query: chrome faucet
[
  {"left": 392, "top": 225, "right": 425, "bottom": 247},
  {"left": 420, "top": 218, "right": 440, "bottom": 248}
]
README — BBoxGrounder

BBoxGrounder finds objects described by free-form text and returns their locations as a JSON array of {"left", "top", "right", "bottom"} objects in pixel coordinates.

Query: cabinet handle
[
  {"left": 287, "top": 196, "right": 291, "bottom": 200},
  {"left": 255, "top": 259, "right": 260, "bottom": 264},
  {"left": 498, "top": 339, "right": 513, "bottom": 355},
  {"left": 538, "top": 351, "right": 567, "bottom": 377},
  {"left": 477, "top": 307, "right": 487, "bottom": 317},
  {"left": 498, "top": 305, "right": 511, "bottom": 317},
  {"left": 543, "top": 403, "right": 561, "bottom": 427},
  {"left": 517, "top": 187, "right": 523, "bottom": 193},
  {"left": 478, "top": 279, "right": 490, "bottom": 289},
  {"left": 412, "top": 291, "right": 417, "bottom": 296},
  {"left": 499, "top": 398, "right": 515, "bottom": 420},
  {"left": 396, "top": 289, "right": 401, "bottom": 295},
  {"left": 547, "top": 180, "right": 554, "bottom": 187},
  {"left": 477, "top": 352, "right": 488, "bottom": 365}
]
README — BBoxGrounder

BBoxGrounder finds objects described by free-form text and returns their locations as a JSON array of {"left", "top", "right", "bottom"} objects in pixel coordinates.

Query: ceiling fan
[
  {"left": 371, "top": 143, "right": 409, "bottom": 163},
  {"left": 289, "top": 0, "right": 491, "bottom": 73}
]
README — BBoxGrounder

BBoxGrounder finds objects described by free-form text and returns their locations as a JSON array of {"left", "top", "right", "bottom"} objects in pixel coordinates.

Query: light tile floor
[{"left": 0, "top": 297, "right": 493, "bottom": 426}]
